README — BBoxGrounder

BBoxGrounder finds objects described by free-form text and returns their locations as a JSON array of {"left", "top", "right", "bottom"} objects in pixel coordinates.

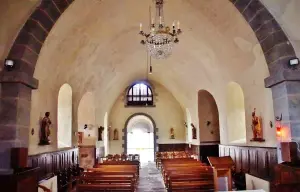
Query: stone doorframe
[
  {"left": 122, "top": 113, "right": 158, "bottom": 159},
  {"left": 1, "top": 0, "right": 300, "bottom": 170}
]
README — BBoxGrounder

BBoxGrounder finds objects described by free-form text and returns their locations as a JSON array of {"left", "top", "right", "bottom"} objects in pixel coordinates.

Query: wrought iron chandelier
[{"left": 139, "top": 0, "right": 182, "bottom": 59}]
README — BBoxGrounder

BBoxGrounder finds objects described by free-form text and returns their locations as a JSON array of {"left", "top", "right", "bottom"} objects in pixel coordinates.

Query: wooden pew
[
  {"left": 77, "top": 172, "right": 137, "bottom": 191},
  {"left": 160, "top": 158, "right": 217, "bottom": 191},
  {"left": 167, "top": 167, "right": 218, "bottom": 192}
]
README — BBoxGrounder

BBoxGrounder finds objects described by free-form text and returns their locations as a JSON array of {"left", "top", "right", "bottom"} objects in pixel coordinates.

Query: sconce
[
  {"left": 184, "top": 122, "right": 187, "bottom": 128},
  {"left": 269, "top": 121, "right": 273, "bottom": 128},
  {"left": 275, "top": 114, "right": 282, "bottom": 137},
  {"left": 4, "top": 59, "right": 15, "bottom": 71},
  {"left": 84, "top": 124, "right": 88, "bottom": 129},
  {"left": 288, "top": 58, "right": 299, "bottom": 70}
]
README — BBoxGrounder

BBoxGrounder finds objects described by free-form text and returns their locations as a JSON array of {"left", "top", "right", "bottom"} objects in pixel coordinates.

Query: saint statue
[
  {"left": 192, "top": 124, "right": 197, "bottom": 139},
  {"left": 39, "top": 112, "right": 51, "bottom": 145},
  {"left": 251, "top": 108, "right": 263, "bottom": 141},
  {"left": 98, "top": 126, "right": 104, "bottom": 141},
  {"left": 113, "top": 129, "right": 119, "bottom": 140},
  {"left": 170, "top": 128, "right": 175, "bottom": 139}
]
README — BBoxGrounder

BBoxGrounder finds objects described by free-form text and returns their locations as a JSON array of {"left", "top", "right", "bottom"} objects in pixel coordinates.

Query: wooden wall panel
[
  {"left": 27, "top": 148, "right": 78, "bottom": 181},
  {"left": 219, "top": 145, "right": 277, "bottom": 180},
  {"left": 158, "top": 143, "right": 186, "bottom": 152}
]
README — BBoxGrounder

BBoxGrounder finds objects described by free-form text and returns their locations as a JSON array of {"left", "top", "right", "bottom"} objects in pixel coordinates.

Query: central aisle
[{"left": 137, "top": 162, "right": 166, "bottom": 192}]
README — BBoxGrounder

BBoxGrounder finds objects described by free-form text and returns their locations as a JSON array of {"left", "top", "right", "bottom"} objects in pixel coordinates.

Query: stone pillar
[
  {"left": 266, "top": 70, "right": 300, "bottom": 161},
  {"left": 0, "top": 71, "right": 38, "bottom": 172}
]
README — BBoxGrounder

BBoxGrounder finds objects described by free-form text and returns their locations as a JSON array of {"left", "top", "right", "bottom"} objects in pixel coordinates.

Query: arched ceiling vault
[
  {"left": 1, "top": 0, "right": 297, "bottom": 116},
  {"left": 32, "top": 0, "right": 266, "bottom": 112}
]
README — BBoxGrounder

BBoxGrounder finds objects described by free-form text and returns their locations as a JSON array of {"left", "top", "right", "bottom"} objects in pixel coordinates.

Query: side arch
[
  {"left": 226, "top": 82, "right": 246, "bottom": 143},
  {"left": 57, "top": 83, "right": 72, "bottom": 148},
  {"left": 198, "top": 90, "right": 220, "bottom": 143}
]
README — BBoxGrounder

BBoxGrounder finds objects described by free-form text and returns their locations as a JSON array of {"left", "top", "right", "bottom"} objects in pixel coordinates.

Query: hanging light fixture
[{"left": 139, "top": 0, "right": 182, "bottom": 59}]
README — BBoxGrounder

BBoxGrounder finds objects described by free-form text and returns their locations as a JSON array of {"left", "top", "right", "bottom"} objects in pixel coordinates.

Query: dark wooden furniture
[
  {"left": 207, "top": 156, "right": 234, "bottom": 190},
  {"left": 160, "top": 158, "right": 217, "bottom": 191},
  {"left": 219, "top": 144, "right": 277, "bottom": 190},
  {"left": 27, "top": 147, "right": 80, "bottom": 192},
  {"left": 271, "top": 162, "right": 300, "bottom": 191},
  {"left": 0, "top": 167, "right": 39, "bottom": 192},
  {"left": 77, "top": 163, "right": 139, "bottom": 192}
]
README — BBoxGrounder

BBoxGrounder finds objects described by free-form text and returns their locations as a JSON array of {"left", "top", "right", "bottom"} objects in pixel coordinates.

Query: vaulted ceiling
[{"left": 32, "top": 0, "right": 265, "bottom": 115}]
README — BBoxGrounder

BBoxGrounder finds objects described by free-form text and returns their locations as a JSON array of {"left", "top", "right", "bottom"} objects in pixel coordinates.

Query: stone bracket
[
  {"left": 264, "top": 70, "right": 300, "bottom": 88},
  {"left": 0, "top": 71, "right": 39, "bottom": 89}
]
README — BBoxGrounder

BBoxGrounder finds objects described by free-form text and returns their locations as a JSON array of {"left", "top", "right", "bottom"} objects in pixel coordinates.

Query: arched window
[{"left": 127, "top": 82, "right": 153, "bottom": 106}]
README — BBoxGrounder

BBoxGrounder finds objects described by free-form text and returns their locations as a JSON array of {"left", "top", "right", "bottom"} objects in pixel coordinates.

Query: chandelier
[{"left": 139, "top": 0, "right": 182, "bottom": 59}]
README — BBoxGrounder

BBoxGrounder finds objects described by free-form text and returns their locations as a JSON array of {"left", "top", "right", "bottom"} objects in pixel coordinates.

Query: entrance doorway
[{"left": 125, "top": 114, "right": 156, "bottom": 163}]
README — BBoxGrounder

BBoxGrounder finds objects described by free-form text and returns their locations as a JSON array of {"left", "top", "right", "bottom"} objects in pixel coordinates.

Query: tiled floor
[{"left": 137, "top": 162, "right": 166, "bottom": 192}]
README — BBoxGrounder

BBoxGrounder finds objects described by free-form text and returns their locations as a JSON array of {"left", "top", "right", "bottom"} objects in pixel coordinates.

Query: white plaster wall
[
  {"left": 108, "top": 82, "right": 185, "bottom": 154},
  {"left": 57, "top": 84, "right": 72, "bottom": 148},
  {"left": 38, "top": 176, "right": 57, "bottom": 192},
  {"left": 226, "top": 82, "right": 246, "bottom": 143},
  {"left": 77, "top": 92, "right": 97, "bottom": 145},
  {"left": 246, "top": 174, "right": 270, "bottom": 192}
]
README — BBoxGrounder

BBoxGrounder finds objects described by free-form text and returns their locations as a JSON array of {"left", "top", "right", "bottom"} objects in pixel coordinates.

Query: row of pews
[
  {"left": 76, "top": 154, "right": 140, "bottom": 192},
  {"left": 161, "top": 158, "right": 218, "bottom": 191}
]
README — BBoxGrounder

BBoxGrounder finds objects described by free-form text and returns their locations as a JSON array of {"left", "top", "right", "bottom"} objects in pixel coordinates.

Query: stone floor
[{"left": 137, "top": 162, "right": 166, "bottom": 192}]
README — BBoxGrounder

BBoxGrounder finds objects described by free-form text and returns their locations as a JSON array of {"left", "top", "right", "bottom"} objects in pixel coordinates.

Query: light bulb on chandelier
[{"left": 139, "top": 0, "right": 182, "bottom": 60}]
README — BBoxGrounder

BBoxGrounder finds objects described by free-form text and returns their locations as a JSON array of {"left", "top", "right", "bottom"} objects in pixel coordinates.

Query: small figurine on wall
[
  {"left": 251, "top": 108, "right": 265, "bottom": 142},
  {"left": 39, "top": 112, "right": 51, "bottom": 145},
  {"left": 113, "top": 129, "right": 119, "bottom": 140},
  {"left": 191, "top": 123, "right": 197, "bottom": 139},
  {"left": 98, "top": 126, "right": 104, "bottom": 141},
  {"left": 170, "top": 128, "right": 175, "bottom": 139}
]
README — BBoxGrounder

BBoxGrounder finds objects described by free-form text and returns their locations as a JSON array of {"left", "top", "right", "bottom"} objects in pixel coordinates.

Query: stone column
[
  {"left": 266, "top": 70, "right": 300, "bottom": 161},
  {"left": 0, "top": 71, "right": 38, "bottom": 172}
]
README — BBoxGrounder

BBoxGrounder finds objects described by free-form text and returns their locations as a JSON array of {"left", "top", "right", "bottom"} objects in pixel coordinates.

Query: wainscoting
[
  {"left": 219, "top": 145, "right": 277, "bottom": 190},
  {"left": 219, "top": 145, "right": 277, "bottom": 180},
  {"left": 28, "top": 147, "right": 79, "bottom": 181},
  {"left": 158, "top": 143, "right": 187, "bottom": 152}
]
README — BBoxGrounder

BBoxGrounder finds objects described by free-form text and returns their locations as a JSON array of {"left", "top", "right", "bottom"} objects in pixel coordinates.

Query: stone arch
[
  {"left": 123, "top": 113, "right": 157, "bottom": 156},
  {"left": 57, "top": 83, "right": 72, "bottom": 148},
  {"left": 226, "top": 82, "right": 246, "bottom": 143},
  {"left": 77, "top": 92, "right": 96, "bottom": 145},
  {"left": 198, "top": 90, "right": 220, "bottom": 143}
]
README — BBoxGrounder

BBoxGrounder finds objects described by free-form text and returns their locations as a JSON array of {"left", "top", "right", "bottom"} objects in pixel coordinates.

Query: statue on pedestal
[
  {"left": 251, "top": 108, "right": 265, "bottom": 142},
  {"left": 39, "top": 112, "right": 51, "bottom": 145}
]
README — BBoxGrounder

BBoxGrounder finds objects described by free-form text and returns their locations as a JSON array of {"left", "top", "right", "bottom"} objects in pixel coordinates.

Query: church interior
[{"left": 0, "top": 0, "right": 300, "bottom": 191}]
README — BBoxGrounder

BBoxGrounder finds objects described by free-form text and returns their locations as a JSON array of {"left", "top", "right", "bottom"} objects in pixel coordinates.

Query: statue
[
  {"left": 191, "top": 123, "right": 197, "bottom": 139},
  {"left": 170, "top": 128, "right": 175, "bottom": 139},
  {"left": 78, "top": 132, "right": 83, "bottom": 145},
  {"left": 39, "top": 112, "right": 51, "bottom": 145},
  {"left": 113, "top": 129, "right": 119, "bottom": 140},
  {"left": 98, "top": 126, "right": 104, "bottom": 141},
  {"left": 251, "top": 108, "right": 264, "bottom": 142}
]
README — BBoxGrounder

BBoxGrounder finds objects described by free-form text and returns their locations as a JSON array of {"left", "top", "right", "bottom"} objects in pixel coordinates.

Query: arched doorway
[{"left": 124, "top": 113, "right": 156, "bottom": 163}]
